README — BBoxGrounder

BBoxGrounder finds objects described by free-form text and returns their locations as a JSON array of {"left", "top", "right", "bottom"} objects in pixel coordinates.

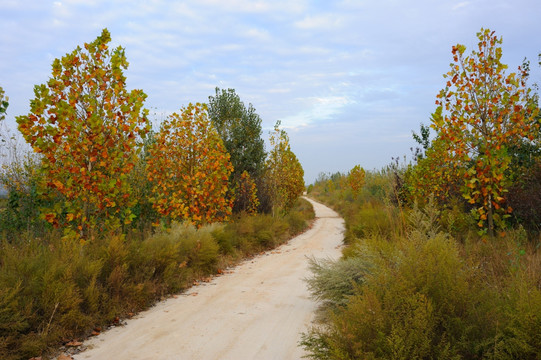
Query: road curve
[{"left": 74, "top": 198, "right": 344, "bottom": 360}]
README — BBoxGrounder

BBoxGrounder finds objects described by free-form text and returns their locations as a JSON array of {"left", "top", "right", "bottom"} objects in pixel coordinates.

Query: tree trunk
[{"left": 487, "top": 194, "right": 494, "bottom": 238}]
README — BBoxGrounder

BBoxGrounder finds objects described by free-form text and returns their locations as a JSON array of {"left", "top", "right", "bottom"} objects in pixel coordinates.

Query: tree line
[{"left": 1, "top": 28, "right": 305, "bottom": 241}]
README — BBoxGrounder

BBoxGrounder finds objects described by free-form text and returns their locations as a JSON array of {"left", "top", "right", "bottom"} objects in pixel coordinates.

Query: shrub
[
  {"left": 302, "top": 194, "right": 541, "bottom": 360},
  {"left": 305, "top": 256, "right": 373, "bottom": 311}
]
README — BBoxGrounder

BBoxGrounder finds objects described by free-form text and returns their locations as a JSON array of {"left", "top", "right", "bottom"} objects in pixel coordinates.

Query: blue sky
[{"left": 1, "top": 0, "right": 540, "bottom": 183}]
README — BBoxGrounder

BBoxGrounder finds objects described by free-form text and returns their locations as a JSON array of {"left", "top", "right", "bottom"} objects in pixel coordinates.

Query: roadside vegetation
[
  {"left": 302, "top": 29, "right": 541, "bottom": 359},
  {"left": 0, "top": 29, "right": 307, "bottom": 359}
]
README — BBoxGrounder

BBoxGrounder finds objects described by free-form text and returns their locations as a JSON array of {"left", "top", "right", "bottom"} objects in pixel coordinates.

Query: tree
[
  {"left": 207, "top": 88, "right": 266, "bottom": 212},
  {"left": 207, "top": 87, "right": 265, "bottom": 176},
  {"left": 411, "top": 123, "right": 431, "bottom": 160},
  {"left": 17, "top": 29, "right": 150, "bottom": 238},
  {"left": 0, "top": 86, "right": 8, "bottom": 122},
  {"left": 406, "top": 110, "right": 463, "bottom": 206},
  {"left": 146, "top": 103, "right": 233, "bottom": 227},
  {"left": 406, "top": 138, "right": 462, "bottom": 206},
  {"left": 235, "top": 170, "right": 259, "bottom": 214},
  {"left": 431, "top": 28, "right": 539, "bottom": 236},
  {"left": 266, "top": 121, "right": 305, "bottom": 215},
  {"left": 347, "top": 165, "right": 365, "bottom": 199}
]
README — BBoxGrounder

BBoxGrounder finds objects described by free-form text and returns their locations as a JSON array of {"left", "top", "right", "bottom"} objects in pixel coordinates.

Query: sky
[{"left": 1, "top": 0, "right": 540, "bottom": 183}]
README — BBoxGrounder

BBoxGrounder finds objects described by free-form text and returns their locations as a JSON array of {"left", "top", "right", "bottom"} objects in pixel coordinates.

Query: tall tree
[
  {"left": 266, "top": 121, "right": 305, "bottom": 215},
  {"left": 207, "top": 87, "right": 265, "bottom": 177},
  {"left": 431, "top": 28, "right": 539, "bottom": 236},
  {"left": 146, "top": 103, "right": 233, "bottom": 227},
  {"left": 17, "top": 29, "right": 150, "bottom": 238},
  {"left": 207, "top": 88, "right": 266, "bottom": 212}
]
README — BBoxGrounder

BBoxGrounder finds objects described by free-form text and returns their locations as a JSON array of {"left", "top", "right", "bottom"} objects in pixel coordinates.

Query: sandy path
[{"left": 73, "top": 198, "right": 344, "bottom": 360}]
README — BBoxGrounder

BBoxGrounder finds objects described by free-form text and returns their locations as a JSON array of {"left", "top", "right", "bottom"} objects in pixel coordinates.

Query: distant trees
[
  {"left": 16, "top": 29, "right": 150, "bottom": 238},
  {"left": 146, "top": 103, "right": 233, "bottom": 227}
]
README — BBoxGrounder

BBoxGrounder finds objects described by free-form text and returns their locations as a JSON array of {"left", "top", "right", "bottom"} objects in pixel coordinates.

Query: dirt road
[{"left": 74, "top": 198, "right": 344, "bottom": 360}]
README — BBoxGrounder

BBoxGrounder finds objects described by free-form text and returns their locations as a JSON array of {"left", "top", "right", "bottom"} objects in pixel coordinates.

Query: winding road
[{"left": 74, "top": 198, "right": 344, "bottom": 360}]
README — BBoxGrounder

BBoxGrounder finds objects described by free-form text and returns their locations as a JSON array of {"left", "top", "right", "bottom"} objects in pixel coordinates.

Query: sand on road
[{"left": 74, "top": 198, "right": 344, "bottom": 360}]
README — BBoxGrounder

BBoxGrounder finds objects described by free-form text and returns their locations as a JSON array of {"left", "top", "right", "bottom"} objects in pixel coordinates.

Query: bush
[
  {"left": 303, "top": 193, "right": 541, "bottom": 359},
  {"left": 305, "top": 256, "right": 373, "bottom": 311}
]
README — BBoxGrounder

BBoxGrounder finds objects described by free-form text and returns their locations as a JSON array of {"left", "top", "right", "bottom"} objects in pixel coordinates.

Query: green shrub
[
  {"left": 305, "top": 256, "right": 373, "bottom": 311},
  {"left": 304, "top": 232, "right": 475, "bottom": 359},
  {"left": 347, "top": 202, "right": 395, "bottom": 240},
  {"left": 287, "top": 210, "right": 308, "bottom": 235},
  {"left": 255, "top": 229, "right": 274, "bottom": 247},
  {"left": 211, "top": 226, "right": 237, "bottom": 255}
]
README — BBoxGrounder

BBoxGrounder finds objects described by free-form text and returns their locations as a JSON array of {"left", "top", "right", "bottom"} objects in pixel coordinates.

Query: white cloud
[
  {"left": 281, "top": 95, "right": 355, "bottom": 129},
  {"left": 294, "top": 14, "right": 344, "bottom": 30},
  {"left": 452, "top": 1, "right": 470, "bottom": 10},
  {"left": 191, "top": 0, "right": 308, "bottom": 15},
  {"left": 243, "top": 28, "right": 272, "bottom": 42},
  {"left": 64, "top": 0, "right": 100, "bottom": 5},
  {"left": 197, "top": 0, "right": 270, "bottom": 12},
  {"left": 297, "top": 46, "right": 331, "bottom": 55},
  {"left": 267, "top": 88, "right": 291, "bottom": 94}
]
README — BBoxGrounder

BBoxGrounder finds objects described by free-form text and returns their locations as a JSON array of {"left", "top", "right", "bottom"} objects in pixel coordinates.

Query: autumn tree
[
  {"left": 16, "top": 29, "right": 150, "bottom": 238},
  {"left": 266, "top": 121, "right": 305, "bottom": 215},
  {"left": 431, "top": 28, "right": 539, "bottom": 236},
  {"left": 146, "top": 103, "right": 233, "bottom": 227},
  {"left": 235, "top": 170, "right": 259, "bottom": 214},
  {"left": 347, "top": 165, "right": 365, "bottom": 199},
  {"left": 405, "top": 112, "right": 463, "bottom": 206}
]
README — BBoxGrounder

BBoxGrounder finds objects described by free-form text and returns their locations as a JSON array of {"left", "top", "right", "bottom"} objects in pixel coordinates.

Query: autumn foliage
[
  {"left": 266, "top": 122, "right": 305, "bottom": 214},
  {"left": 146, "top": 103, "right": 233, "bottom": 227},
  {"left": 16, "top": 29, "right": 150, "bottom": 238},
  {"left": 347, "top": 165, "right": 365, "bottom": 198},
  {"left": 425, "top": 29, "right": 539, "bottom": 235},
  {"left": 235, "top": 170, "right": 260, "bottom": 214},
  {"left": 407, "top": 121, "right": 463, "bottom": 204}
]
